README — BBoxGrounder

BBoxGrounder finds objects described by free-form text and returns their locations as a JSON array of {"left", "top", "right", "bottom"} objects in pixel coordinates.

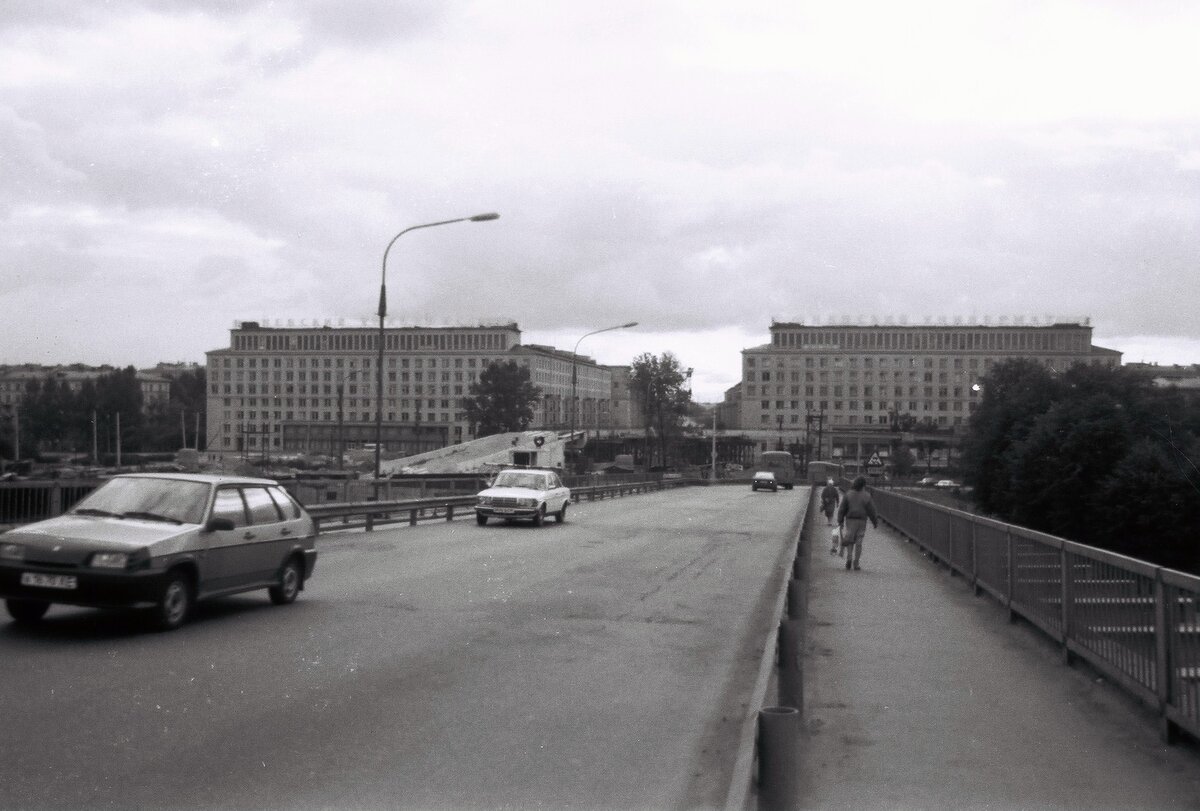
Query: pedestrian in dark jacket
[{"left": 836, "top": 476, "right": 878, "bottom": 571}]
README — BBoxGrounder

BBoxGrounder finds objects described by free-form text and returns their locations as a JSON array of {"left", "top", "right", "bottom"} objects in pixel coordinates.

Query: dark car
[{"left": 0, "top": 474, "right": 318, "bottom": 630}]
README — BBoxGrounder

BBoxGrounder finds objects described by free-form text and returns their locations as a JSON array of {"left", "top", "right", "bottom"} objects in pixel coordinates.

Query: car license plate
[
  {"left": 493, "top": 508, "right": 514, "bottom": 514},
  {"left": 20, "top": 572, "right": 77, "bottom": 590}
]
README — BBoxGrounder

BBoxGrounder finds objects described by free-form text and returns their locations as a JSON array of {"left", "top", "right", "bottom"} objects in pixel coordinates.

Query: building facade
[
  {"left": 204, "top": 322, "right": 620, "bottom": 459},
  {"left": 738, "top": 321, "right": 1122, "bottom": 470},
  {"left": 0, "top": 365, "right": 171, "bottom": 412}
]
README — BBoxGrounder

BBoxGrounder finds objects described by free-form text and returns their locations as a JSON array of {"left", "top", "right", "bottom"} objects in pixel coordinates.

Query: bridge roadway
[
  {"left": 802, "top": 503, "right": 1200, "bottom": 809},
  {"left": 0, "top": 484, "right": 803, "bottom": 809}
]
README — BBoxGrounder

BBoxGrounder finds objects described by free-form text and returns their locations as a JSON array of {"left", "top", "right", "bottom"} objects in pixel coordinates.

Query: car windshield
[
  {"left": 72, "top": 477, "right": 212, "bottom": 525},
  {"left": 492, "top": 472, "right": 547, "bottom": 490}
]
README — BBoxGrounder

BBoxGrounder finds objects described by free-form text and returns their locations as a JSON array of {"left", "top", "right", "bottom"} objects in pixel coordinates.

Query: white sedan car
[{"left": 475, "top": 469, "right": 571, "bottom": 527}]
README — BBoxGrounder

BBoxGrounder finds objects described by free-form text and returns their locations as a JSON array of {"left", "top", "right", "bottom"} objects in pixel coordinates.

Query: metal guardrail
[
  {"left": 873, "top": 487, "right": 1200, "bottom": 744},
  {"left": 0, "top": 481, "right": 98, "bottom": 526},
  {"left": 0, "top": 472, "right": 700, "bottom": 527},
  {"left": 305, "top": 477, "right": 706, "bottom": 533}
]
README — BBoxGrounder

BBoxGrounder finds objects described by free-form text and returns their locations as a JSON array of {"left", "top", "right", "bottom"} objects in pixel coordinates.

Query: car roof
[{"left": 109, "top": 473, "right": 280, "bottom": 486}]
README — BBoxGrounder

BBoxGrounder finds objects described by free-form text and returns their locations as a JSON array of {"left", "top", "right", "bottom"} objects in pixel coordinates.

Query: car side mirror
[{"left": 205, "top": 517, "right": 236, "bottom": 532}]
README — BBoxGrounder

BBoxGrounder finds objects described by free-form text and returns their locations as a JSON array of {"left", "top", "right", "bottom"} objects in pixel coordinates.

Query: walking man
[{"left": 837, "top": 476, "right": 878, "bottom": 571}]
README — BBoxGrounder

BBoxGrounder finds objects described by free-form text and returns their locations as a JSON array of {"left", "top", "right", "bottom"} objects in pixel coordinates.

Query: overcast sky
[{"left": 3, "top": 1, "right": 1198, "bottom": 401}]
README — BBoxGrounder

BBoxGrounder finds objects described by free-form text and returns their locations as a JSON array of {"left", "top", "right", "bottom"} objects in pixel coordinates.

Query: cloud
[{"left": 1, "top": 0, "right": 1199, "bottom": 388}]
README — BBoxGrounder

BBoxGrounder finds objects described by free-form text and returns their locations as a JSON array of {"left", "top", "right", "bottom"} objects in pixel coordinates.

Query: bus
[
  {"left": 758, "top": 451, "right": 796, "bottom": 490},
  {"left": 807, "top": 460, "right": 844, "bottom": 486}
]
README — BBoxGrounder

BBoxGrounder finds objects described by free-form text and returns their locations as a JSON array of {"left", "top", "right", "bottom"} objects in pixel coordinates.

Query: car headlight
[
  {"left": 0, "top": 543, "right": 24, "bottom": 562},
  {"left": 89, "top": 549, "right": 150, "bottom": 571},
  {"left": 478, "top": 496, "right": 493, "bottom": 506},
  {"left": 90, "top": 552, "right": 130, "bottom": 569}
]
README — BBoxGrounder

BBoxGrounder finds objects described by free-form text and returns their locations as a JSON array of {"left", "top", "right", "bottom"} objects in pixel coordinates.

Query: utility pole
[
  {"left": 92, "top": 410, "right": 98, "bottom": 464},
  {"left": 115, "top": 412, "right": 121, "bottom": 468},
  {"left": 711, "top": 409, "right": 717, "bottom": 481}
]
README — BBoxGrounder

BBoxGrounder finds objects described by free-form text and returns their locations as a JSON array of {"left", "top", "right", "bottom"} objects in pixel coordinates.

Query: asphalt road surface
[{"left": 0, "top": 485, "right": 805, "bottom": 810}]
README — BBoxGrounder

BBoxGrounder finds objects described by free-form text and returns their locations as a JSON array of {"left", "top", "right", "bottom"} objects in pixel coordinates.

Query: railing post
[
  {"left": 50, "top": 483, "right": 63, "bottom": 518},
  {"left": 365, "top": 512, "right": 374, "bottom": 532},
  {"left": 970, "top": 521, "right": 980, "bottom": 596},
  {"left": 1154, "top": 571, "right": 1177, "bottom": 743},
  {"left": 787, "top": 578, "right": 805, "bottom": 620},
  {"left": 777, "top": 619, "right": 804, "bottom": 713},
  {"left": 446, "top": 505, "right": 455, "bottom": 521},
  {"left": 1060, "top": 546, "right": 1074, "bottom": 665},
  {"left": 947, "top": 512, "right": 955, "bottom": 576},
  {"left": 409, "top": 508, "right": 418, "bottom": 526},
  {"left": 1006, "top": 527, "right": 1016, "bottom": 622},
  {"left": 757, "top": 707, "right": 800, "bottom": 811}
]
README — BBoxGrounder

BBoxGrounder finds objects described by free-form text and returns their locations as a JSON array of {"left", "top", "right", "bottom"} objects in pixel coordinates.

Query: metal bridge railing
[
  {"left": 873, "top": 487, "right": 1200, "bottom": 744},
  {"left": 0, "top": 472, "right": 688, "bottom": 531},
  {"left": 300, "top": 476, "right": 704, "bottom": 533}
]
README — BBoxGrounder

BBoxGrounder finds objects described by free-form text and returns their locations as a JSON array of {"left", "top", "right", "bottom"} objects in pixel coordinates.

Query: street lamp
[
  {"left": 375, "top": 212, "right": 499, "bottom": 480},
  {"left": 569, "top": 321, "right": 638, "bottom": 451}
]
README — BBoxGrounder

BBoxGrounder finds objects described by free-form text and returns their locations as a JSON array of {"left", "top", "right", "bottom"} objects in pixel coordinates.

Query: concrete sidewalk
[{"left": 799, "top": 517, "right": 1200, "bottom": 809}]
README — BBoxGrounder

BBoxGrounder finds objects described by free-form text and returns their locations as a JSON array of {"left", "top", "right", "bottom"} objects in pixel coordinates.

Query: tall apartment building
[
  {"left": 205, "top": 322, "right": 620, "bottom": 459},
  {"left": 739, "top": 320, "right": 1122, "bottom": 467}
]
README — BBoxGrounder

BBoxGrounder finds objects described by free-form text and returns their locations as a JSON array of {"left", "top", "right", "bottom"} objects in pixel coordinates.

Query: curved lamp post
[
  {"left": 569, "top": 321, "right": 638, "bottom": 451},
  {"left": 375, "top": 212, "right": 499, "bottom": 480}
]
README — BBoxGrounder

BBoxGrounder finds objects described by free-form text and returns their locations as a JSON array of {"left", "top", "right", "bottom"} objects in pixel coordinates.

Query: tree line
[
  {"left": 961, "top": 359, "right": 1200, "bottom": 573},
  {"left": 1, "top": 368, "right": 207, "bottom": 461}
]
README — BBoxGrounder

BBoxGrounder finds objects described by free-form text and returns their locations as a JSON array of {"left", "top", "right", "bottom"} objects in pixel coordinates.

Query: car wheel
[
  {"left": 6, "top": 598, "right": 50, "bottom": 624},
  {"left": 154, "top": 571, "right": 193, "bottom": 631},
  {"left": 476, "top": 514, "right": 488, "bottom": 526},
  {"left": 555, "top": 502, "right": 568, "bottom": 524},
  {"left": 269, "top": 557, "right": 303, "bottom": 605},
  {"left": 532, "top": 505, "right": 545, "bottom": 527}
]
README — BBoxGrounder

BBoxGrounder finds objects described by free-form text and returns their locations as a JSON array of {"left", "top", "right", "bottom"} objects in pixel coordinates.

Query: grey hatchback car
[{"left": 0, "top": 473, "right": 317, "bottom": 630}]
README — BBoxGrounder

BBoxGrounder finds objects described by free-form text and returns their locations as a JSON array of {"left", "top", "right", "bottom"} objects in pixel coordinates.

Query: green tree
[
  {"left": 143, "top": 369, "right": 208, "bottom": 451},
  {"left": 960, "top": 360, "right": 1200, "bottom": 573},
  {"left": 95, "top": 367, "right": 146, "bottom": 453},
  {"left": 23, "top": 376, "right": 78, "bottom": 454},
  {"left": 960, "top": 358, "right": 1060, "bottom": 515},
  {"left": 630, "top": 352, "right": 692, "bottom": 469},
  {"left": 889, "top": 441, "right": 915, "bottom": 479},
  {"left": 464, "top": 361, "right": 542, "bottom": 437}
]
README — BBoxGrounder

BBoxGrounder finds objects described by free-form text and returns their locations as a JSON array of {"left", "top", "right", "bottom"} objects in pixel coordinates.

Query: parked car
[
  {"left": 934, "top": 479, "right": 961, "bottom": 489},
  {"left": 475, "top": 468, "right": 571, "bottom": 526},
  {"left": 917, "top": 476, "right": 939, "bottom": 486},
  {"left": 751, "top": 471, "right": 778, "bottom": 492},
  {"left": 0, "top": 473, "right": 317, "bottom": 631}
]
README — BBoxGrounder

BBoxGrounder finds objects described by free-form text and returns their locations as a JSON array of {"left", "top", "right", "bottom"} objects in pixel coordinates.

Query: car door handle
[
  {"left": 280, "top": 528, "right": 292, "bottom": 535},
  {"left": 243, "top": 531, "right": 256, "bottom": 540}
]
